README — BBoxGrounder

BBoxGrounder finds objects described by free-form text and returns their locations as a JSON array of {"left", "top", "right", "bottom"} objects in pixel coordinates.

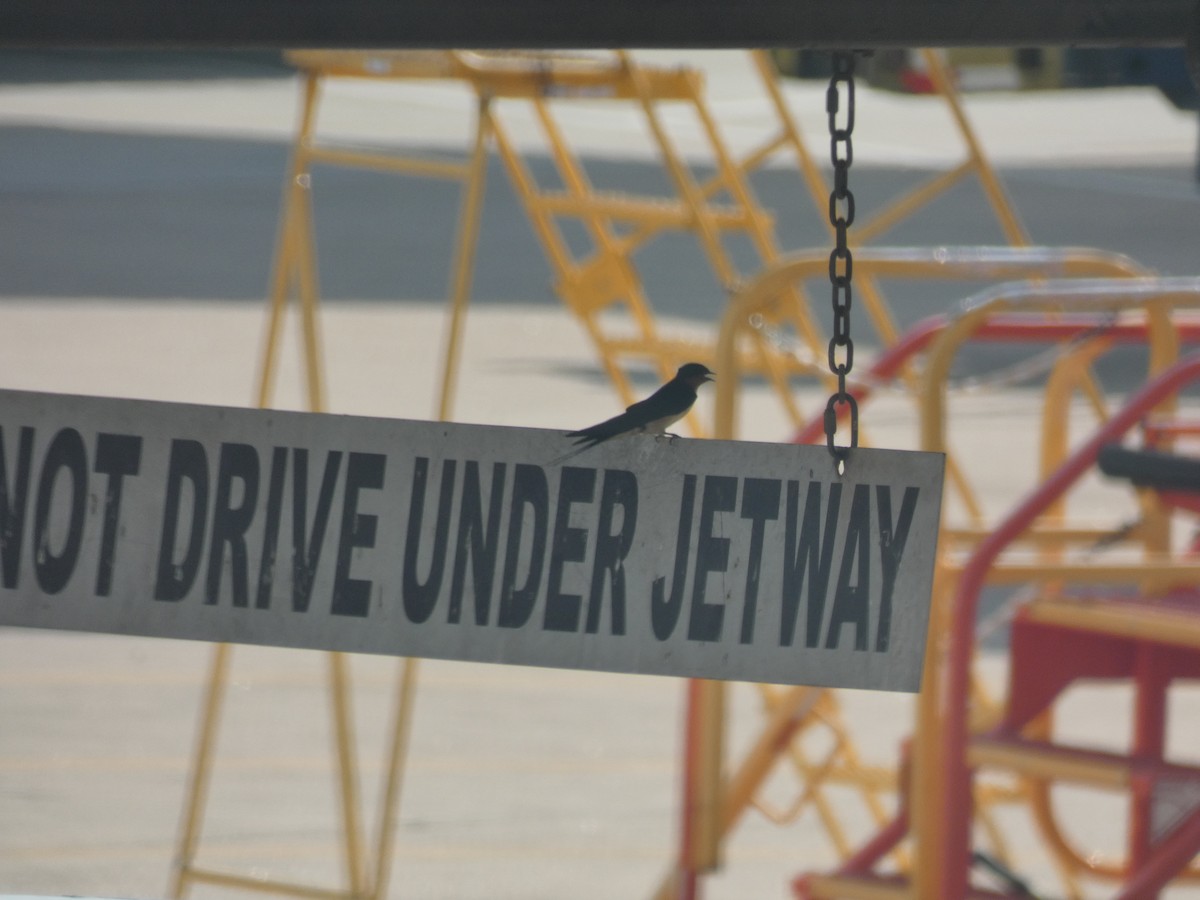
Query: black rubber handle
[{"left": 1097, "top": 445, "right": 1200, "bottom": 492}]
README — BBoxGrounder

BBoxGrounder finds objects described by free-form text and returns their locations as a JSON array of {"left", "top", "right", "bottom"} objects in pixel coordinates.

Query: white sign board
[{"left": 0, "top": 389, "right": 944, "bottom": 691}]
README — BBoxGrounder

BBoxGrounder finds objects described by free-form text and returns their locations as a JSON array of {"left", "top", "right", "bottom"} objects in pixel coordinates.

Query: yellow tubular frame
[{"left": 707, "top": 249, "right": 1150, "bottom": 898}]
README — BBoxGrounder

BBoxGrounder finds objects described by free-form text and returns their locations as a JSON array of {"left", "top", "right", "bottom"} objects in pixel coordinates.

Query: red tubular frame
[
  {"left": 937, "top": 353, "right": 1200, "bottom": 897},
  {"left": 791, "top": 812, "right": 909, "bottom": 899},
  {"left": 793, "top": 315, "right": 1200, "bottom": 446}
]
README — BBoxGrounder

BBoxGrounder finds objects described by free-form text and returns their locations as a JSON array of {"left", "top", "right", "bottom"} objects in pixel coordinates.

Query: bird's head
[{"left": 677, "top": 362, "right": 715, "bottom": 388}]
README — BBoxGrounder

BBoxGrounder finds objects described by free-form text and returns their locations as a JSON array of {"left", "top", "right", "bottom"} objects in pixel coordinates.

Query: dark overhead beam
[{"left": 0, "top": 0, "right": 1196, "bottom": 49}]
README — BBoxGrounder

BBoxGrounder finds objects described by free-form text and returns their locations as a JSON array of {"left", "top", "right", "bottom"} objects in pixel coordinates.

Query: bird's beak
[{"left": 705, "top": 372, "right": 715, "bottom": 382}]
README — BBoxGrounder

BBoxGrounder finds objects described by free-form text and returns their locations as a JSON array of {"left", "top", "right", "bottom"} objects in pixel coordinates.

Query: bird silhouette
[{"left": 551, "top": 363, "right": 714, "bottom": 465}]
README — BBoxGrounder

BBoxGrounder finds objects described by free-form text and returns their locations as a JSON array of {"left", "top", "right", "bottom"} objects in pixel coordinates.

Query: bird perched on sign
[{"left": 552, "top": 362, "right": 715, "bottom": 464}]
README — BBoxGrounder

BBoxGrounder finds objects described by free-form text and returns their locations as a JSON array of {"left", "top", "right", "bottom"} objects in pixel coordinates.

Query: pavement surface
[
  {"left": 0, "top": 50, "right": 1198, "bottom": 325},
  {"left": 2, "top": 50, "right": 1200, "bottom": 899}
]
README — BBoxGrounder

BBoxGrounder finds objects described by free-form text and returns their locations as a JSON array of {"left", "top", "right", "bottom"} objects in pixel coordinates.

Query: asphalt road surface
[{"left": 2, "top": 124, "right": 1197, "bottom": 320}]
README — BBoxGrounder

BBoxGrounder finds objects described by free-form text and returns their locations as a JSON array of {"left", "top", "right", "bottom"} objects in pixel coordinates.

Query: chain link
[{"left": 823, "top": 50, "right": 860, "bottom": 469}]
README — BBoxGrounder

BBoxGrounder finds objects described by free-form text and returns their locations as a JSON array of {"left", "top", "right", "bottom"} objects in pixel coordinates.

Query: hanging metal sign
[{"left": 0, "top": 389, "right": 943, "bottom": 691}]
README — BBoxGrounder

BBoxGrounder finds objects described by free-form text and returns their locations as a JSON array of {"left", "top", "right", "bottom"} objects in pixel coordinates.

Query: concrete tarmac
[{"left": 2, "top": 51, "right": 1200, "bottom": 898}]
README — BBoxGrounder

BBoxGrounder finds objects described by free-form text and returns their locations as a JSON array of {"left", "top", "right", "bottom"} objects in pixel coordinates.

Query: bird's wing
[
  {"left": 628, "top": 382, "right": 694, "bottom": 422},
  {"left": 565, "top": 381, "right": 695, "bottom": 447},
  {"left": 566, "top": 409, "right": 638, "bottom": 443}
]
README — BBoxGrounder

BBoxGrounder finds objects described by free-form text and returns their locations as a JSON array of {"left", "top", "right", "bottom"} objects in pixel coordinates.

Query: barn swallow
[{"left": 551, "top": 363, "right": 714, "bottom": 464}]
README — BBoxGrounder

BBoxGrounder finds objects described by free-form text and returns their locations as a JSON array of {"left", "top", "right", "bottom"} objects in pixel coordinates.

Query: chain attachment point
[{"left": 824, "top": 393, "right": 858, "bottom": 476}]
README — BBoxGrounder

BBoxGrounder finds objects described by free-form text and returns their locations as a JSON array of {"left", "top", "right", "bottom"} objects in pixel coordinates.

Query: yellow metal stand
[
  {"left": 172, "top": 47, "right": 755, "bottom": 899},
  {"left": 482, "top": 50, "right": 842, "bottom": 433},
  {"left": 171, "top": 647, "right": 419, "bottom": 900},
  {"left": 169, "top": 57, "right": 453, "bottom": 900},
  {"left": 262, "top": 53, "right": 500, "bottom": 424},
  {"left": 697, "top": 246, "right": 1148, "bottom": 893},
  {"left": 266, "top": 50, "right": 820, "bottom": 434}
]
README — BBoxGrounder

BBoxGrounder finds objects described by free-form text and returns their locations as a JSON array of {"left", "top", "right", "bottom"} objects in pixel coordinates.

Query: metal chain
[{"left": 823, "top": 51, "right": 859, "bottom": 470}]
